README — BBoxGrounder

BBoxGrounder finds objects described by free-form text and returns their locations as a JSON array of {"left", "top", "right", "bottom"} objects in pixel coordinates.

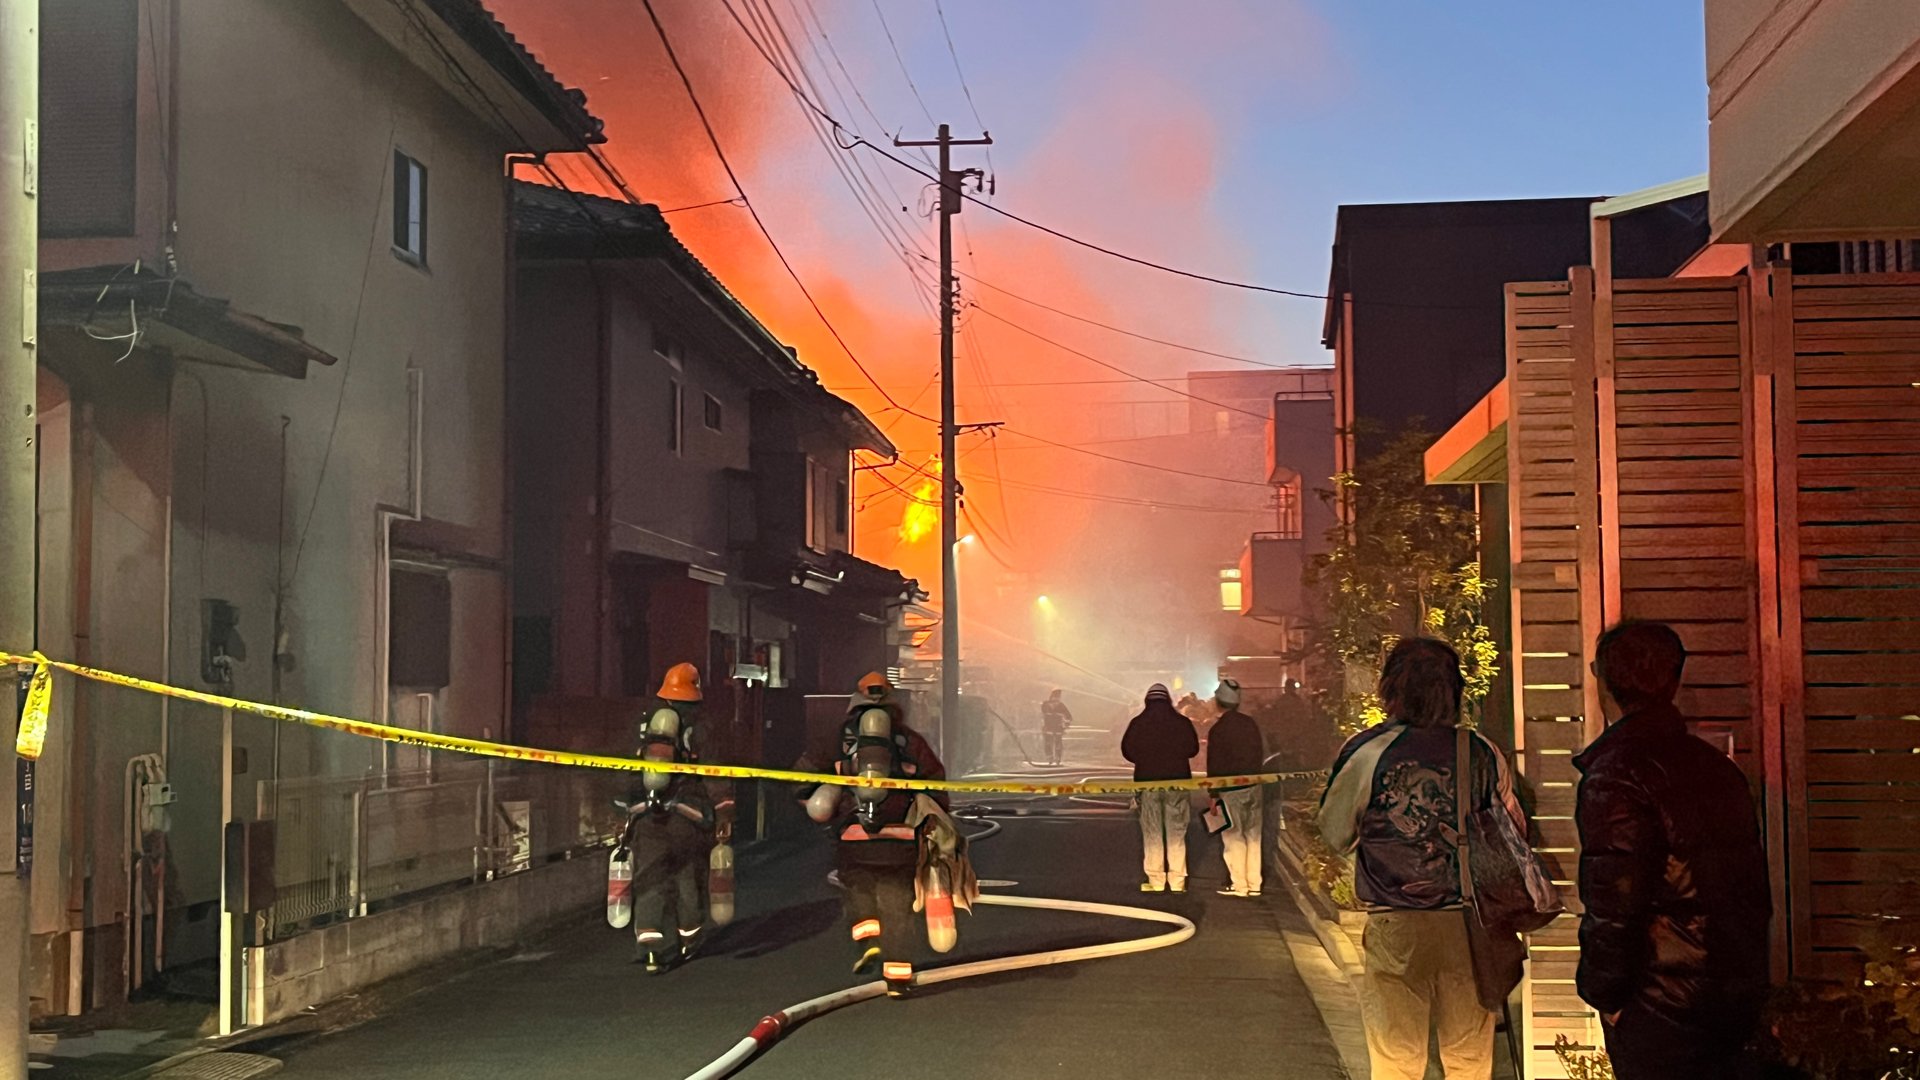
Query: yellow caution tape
[
  {"left": 14, "top": 653, "right": 51, "bottom": 761},
  {"left": 3, "top": 651, "right": 1327, "bottom": 795}
]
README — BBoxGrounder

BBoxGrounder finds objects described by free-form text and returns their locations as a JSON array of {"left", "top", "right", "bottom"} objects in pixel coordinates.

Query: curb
[{"left": 1272, "top": 827, "right": 1363, "bottom": 980}]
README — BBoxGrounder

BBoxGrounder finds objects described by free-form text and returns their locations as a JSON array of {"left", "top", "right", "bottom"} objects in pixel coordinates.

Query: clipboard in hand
[{"left": 1202, "top": 797, "right": 1232, "bottom": 835}]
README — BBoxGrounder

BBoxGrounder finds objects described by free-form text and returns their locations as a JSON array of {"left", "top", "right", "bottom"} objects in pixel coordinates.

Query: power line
[
  {"left": 991, "top": 425, "right": 1271, "bottom": 487},
  {"left": 870, "top": 0, "right": 937, "bottom": 127},
  {"left": 972, "top": 305, "right": 1270, "bottom": 420},
  {"left": 928, "top": 0, "right": 994, "bottom": 173},
  {"left": 969, "top": 471, "right": 1270, "bottom": 514},
  {"left": 730, "top": 0, "right": 943, "bottom": 315},
  {"left": 696, "top": 15, "right": 1419, "bottom": 309},
  {"left": 956, "top": 268, "right": 1291, "bottom": 368},
  {"left": 658, "top": 195, "right": 748, "bottom": 214},
  {"left": 639, "top": 0, "right": 939, "bottom": 427}
]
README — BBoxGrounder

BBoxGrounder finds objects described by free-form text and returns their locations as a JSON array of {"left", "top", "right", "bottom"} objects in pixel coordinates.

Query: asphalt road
[{"left": 271, "top": 801, "right": 1351, "bottom": 1080}]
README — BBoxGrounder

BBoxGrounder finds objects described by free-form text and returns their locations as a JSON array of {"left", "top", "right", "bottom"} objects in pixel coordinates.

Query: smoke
[{"left": 491, "top": 0, "right": 1335, "bottom": 707}]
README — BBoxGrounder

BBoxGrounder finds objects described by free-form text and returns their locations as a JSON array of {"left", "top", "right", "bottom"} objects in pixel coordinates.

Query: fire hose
[{"left": 682, "top": 820, "right": 1195, "bottom": 1080}]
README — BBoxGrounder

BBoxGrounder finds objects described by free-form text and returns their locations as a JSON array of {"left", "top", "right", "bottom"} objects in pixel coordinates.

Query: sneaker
[
  {"left": 1170, "top": 881, "right": 1187, "bottom": 894},
  {"left": 853, "top": 946, "right": 882, "bottom": 974},
  {"left": 1140, "top": 881, "right": 1166, "bottom": 893},
  {"left": 1248, "top": 890, "right": 1262, "bottom": 898},
  {"left": 1218, "top": 887, "right": 1249, "bottom": 898}
]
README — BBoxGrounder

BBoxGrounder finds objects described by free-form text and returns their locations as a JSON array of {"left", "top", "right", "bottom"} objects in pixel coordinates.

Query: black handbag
[{"left": 1455, "top": 728, "right": 1563, "bottom": 1010}]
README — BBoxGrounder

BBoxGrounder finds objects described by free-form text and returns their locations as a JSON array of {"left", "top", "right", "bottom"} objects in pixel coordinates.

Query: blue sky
[{"left": 861, "top": 0, "right": 1711, "bottom": 360}]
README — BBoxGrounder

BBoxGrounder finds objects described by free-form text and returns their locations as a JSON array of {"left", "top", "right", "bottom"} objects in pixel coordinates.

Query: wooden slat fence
[{"left": 1506, "top": 272, "right": 1759, "bottom": 1078}]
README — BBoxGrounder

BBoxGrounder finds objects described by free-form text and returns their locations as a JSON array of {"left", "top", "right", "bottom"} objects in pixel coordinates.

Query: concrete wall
[{"left": 255, "top": 852, "right": 602, "bottom": 1025}]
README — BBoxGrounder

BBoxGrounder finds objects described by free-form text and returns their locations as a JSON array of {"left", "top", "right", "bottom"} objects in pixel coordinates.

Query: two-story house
[
  {"left": 508, "top": 182, "right": 920, "bottom": 827},
  {"left": 32, "top": 0, "right": 600, "bottom": 1015}
]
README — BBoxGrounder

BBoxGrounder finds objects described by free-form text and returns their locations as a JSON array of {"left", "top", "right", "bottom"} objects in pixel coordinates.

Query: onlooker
[
  {"left": 1040, "top": 689, "right": 1073, "bottom": 767},
  {"left": 1319, "top": 638, "right": 1524, "bottom": 1080},
  {"left": 1122, "top": 683, "right": 1199, "bottom": 893},
  {"left": 1576, "top": 621, "right": 1770, "bottom": 1078},
  {"left": 1205, "top": 678, "right": 1265, "bottom": 897}
]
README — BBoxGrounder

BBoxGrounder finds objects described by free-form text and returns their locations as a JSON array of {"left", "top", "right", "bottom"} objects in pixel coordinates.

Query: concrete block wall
[{"left": 256, "top": 853, "right": 604, "bottom": 1024}]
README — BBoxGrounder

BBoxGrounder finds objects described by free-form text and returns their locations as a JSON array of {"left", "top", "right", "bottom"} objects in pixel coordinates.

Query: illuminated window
[{"left": 1219, "top": 567, "right": 1243, "bottom": 611}]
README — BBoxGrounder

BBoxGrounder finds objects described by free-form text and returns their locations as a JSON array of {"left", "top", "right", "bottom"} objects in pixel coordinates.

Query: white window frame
[{"left": 392, "top": 149, "right": 427, "bottom": 266}]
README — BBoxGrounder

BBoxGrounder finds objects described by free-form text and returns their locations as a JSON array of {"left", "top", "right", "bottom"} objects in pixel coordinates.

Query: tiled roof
[
  {"left": 510, "top": 180, "right": 895, "bottom": 457},
  {"left": 424, "top": 0, "right": 604, "bottom": 146}
]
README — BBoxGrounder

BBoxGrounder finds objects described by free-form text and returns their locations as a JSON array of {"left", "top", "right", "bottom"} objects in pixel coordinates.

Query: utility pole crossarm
[{"left": 893, "top": 124, "right": 990, "bottom": 769}]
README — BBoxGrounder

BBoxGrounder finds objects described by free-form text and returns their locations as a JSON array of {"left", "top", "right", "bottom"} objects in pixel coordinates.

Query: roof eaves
[{"left": 422, "top": 0, "right": 605, "bottom": 148}]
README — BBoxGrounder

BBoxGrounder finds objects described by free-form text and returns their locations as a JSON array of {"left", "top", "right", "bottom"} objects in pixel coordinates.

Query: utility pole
[
  {"left": 0, "top": 0, "right": 34, "bottom": 1075},
  {"left": 894, "top": 124, "right": 989, "bottom": 767}
]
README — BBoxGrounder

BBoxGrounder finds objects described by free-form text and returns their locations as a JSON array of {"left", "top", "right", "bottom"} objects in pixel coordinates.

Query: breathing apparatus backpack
[
  {"left": 638, "top": 705, "right": 694, "bottom": 812},
  {"left": 843, "top": 704, "right": 908, "bottom": 833}
]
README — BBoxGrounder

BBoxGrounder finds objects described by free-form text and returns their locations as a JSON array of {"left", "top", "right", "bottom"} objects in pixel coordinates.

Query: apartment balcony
[
  {"left": 1237, "top": 531, "right": 1305, "bottom": 620},
  {"left": 1708, "top": 1, "right": 1920, "bottom": 240}
]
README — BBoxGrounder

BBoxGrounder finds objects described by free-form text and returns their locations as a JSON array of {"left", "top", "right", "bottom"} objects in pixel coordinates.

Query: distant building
[{"left": 1324, "top": 196, "right": 1713, "bottom": 468}]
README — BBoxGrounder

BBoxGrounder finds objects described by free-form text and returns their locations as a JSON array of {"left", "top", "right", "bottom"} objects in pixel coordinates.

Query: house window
[
  {"left": 1274, "top": 478, "right": 1303, "bottom": 541},
  {"left": 805, "top": 458, "right": 834, "bottom": 552},
  {"left": 390, "top": 567, "right": 451, "bottom": 689},
  {"left": 392, "top": 150, "right": 428, "bottom": 264},
  {"left": 1219, "top": 567, "right": 1243, "bottom": 612},
  {"left": 703, "top": 393, "right": 723, "bottom": 432},
  {"left": 668, "top": 379, "right": 685, "bottom": 454},
  {"left": 835, "top": 477, "right": 849, "bottom": 537},
  {"left": 43, "top": 0, "right": 138, "bottom": 236}
]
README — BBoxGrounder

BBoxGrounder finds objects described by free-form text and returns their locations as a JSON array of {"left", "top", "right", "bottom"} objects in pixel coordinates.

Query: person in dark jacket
[
  {"left": 1319, "top": 638, "right": 1524, "bottom": 1080},
  {"left": 1205, "top": 678, "right": 1266, "bottom": 897},
  {"left": 1122, "top": 683, "right": 1198, "bottom": 892},
  {"left": 1576, "top": 621, "right": 1770, "bottom": 1078},
  {"left": 1040, "top": 689, "right": 1072, "bottom": 766}
]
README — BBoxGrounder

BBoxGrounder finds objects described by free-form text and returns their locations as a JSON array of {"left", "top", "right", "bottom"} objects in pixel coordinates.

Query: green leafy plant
[
  {"left": 1302, "top": 425, "right": 1499, "bottom": 734},
  {"left": 1282, "top": 799, "right": 1362, "bottom": 911},
  {"left": 1553, "top": 1035, "right": 1614, "bottom": 1080}
]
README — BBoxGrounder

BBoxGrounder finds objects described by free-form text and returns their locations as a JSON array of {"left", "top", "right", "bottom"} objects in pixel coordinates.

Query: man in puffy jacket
[
  {"left": 1122, "top": 683, "right": 1198, "bottom": 892},
  {"left": 1576, "top": 621, "right": 1770, "bottom": 1078}
]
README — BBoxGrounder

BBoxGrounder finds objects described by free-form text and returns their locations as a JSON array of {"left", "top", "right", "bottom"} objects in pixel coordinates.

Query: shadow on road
[{"left": 712, "top": 897, "right": 842, "bottom": 960}]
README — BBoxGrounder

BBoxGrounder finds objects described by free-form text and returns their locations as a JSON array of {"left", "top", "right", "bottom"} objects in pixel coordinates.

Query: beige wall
[
  {"left": 1709, "top": 0, "right": 1920, "bottom": 238},
  {"left": 169, "top": 0, "right": 509, "bottom": 741}
]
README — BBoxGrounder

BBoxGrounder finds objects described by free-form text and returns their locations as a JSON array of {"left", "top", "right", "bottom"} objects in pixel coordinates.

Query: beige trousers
[
  {"left": 1137, "top": 789, "right": 1190, "bottom": 887},
  {"left": 1217, "top": 788, "right": 1262, "bottom": 892},
  {"left": 1357, "top": 908, "right": 1497, "bottom": 1080}
]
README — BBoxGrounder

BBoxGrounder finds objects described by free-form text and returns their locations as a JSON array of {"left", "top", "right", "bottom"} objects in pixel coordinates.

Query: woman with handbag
[{"left": 1318, "top": 638, "right": 1539, "bottom": 1080}]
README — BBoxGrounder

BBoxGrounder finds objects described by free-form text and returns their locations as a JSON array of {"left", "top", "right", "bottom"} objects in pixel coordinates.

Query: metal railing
[{"left": 258, "top": 758, "right": 624, "bottom": 939}]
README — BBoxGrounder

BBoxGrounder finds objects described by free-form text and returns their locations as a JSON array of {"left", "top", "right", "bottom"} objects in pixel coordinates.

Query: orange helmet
[
  {"left": 657, "top": 662, "right": 703, "bottom": 703},
  {"left": 858, "top": 671, "right": 894, "bottom": 702}
]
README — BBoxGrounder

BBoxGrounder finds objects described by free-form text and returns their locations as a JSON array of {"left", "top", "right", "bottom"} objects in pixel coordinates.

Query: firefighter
[
  {"left": 805, "top": 671, "right": 948, "bottom": 997},
  {"left": 1040, "top": 689, "right": 1073, "bottom": 766},
  {"left": 627, "top": 662, "right": 729, "bottom": 973}
]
